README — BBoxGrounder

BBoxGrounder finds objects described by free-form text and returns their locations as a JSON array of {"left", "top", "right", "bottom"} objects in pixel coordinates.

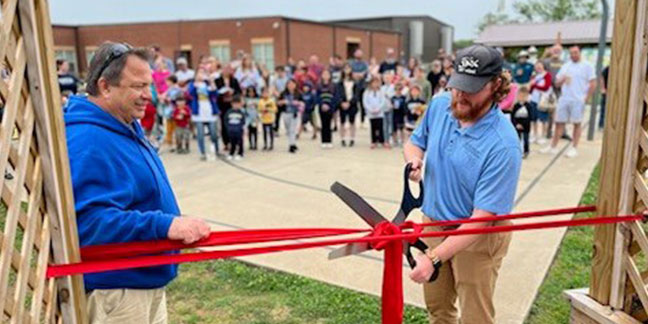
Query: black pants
[
  {"left": 220, "top": 111, "right": 230, "bottom": 146},
  {"left": 274, "top": 106, "right": 284, "bottom": 132},
  {"left": 370, "top": 118, "right": 385, "bottom": 144},
  {"left": 262, "top": 123, "right": 274, "bottom": 148},
  {"left": 517, "top": 129, "right": 530, "bottom": 154},
  {"left": 248, "top": 125, "right": 258, "bottom": 149},
  {"left": 320, "top": 111, "right": 333, "bottom": 144},
  {"left": 229, "top": 131, "right": 244, "bottom": 156}
]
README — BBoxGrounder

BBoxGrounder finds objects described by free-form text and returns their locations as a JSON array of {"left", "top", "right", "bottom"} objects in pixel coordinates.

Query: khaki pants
[
  {"left": 87, "top": 288, "right": 167, "bottom": 324},
  {"left": 421, "top": 217, "right": 512, "bottom": 324}
]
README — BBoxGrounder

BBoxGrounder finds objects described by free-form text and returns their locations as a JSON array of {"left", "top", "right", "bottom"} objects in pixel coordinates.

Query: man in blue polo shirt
[{"left": 404, "top": 45, "right": 522, "bottom": 323}]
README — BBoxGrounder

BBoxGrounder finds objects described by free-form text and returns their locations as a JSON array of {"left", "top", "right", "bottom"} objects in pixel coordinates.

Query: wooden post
[{"left": 591, "top": 0, "right": 639, "bottom": 306}]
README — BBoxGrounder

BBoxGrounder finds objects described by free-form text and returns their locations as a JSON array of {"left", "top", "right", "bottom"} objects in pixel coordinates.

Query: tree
[
  {"left": 476, "top": 11, "right": 512, "bottom": 33},
  {"left": 514, "top": 0, "right": 601, "bottom": 22}
]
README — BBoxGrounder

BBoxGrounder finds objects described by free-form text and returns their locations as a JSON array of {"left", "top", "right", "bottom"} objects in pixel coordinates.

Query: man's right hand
[
  {"left": 408, "top": 158, "right": 423, "bottom": 182},
  {"left": 168, "top": 216, "right": 211, "bottom": 244}
]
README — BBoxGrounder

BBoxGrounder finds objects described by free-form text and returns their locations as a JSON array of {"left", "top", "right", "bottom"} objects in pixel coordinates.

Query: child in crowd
[
  {"left": 244, "top": 86, "right": 260, "bottom": 150},
  {"left": 258, "top": 87, "right": 278, "bottom": 150},
  {"left": 225, "top": 95, "right": 247, "bottom": 160},
  {"left": 172, "top": 97, "right": 192, "bottom": 154},
  {"left": 162, "top": 75, "right": 182, "bottom": 150},
  {"left": 405, "top": 85, "right": 426, "bottom": 135},
  {"left": 363, "top": 76, "right": 388, "bottom": 149},
  {"left": 512, "top": 86, "right": 535, "bottom": 159},
  {"left": 299, "top": 82, "right": 318, "bottom": 139},
  {"left": 391, "top": 82, "right": 407, "bottom": 147}
]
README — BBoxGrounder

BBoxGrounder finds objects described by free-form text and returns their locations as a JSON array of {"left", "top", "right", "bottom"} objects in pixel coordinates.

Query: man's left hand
[{"left": 409, "top": 253, "right": 435, "bottom": 284}]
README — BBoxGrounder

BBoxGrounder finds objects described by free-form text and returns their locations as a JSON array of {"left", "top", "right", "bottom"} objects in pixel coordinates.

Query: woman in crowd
[
  {"left": 189, "top": 69, "right": 221, "bottom": 161},
  {"left": 277, "top": 79, "right": 304, "bottom": 153},
  {"left": 235, "top": 55, "right": 261, "bottom": 92},
  {"left": 363, "top": 76, "right": 389, "bottom": 149},
  {"left": 338, "top": 64, "right": 358, "bottom": 147},
  {"left": 317, "top": 69, "right": 338, "bottom": 148},
  {"left": 529, "top": 61, "right": 553, "bottom": 145},
  {"left": 215, "top": 65, "right": 242, "bottom": 150}
]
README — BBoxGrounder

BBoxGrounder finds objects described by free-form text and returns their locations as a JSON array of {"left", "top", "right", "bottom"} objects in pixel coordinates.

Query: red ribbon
[
  {"left": 369, "top": 221, "right": 404, "bottom": 324},
  {"left": 45, "top": 205, "right": 643, "bottom": 324}
]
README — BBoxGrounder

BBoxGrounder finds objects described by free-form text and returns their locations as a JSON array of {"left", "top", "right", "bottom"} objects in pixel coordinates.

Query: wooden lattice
[
  {"left": 591, "top": 0, "right": 648, "bottom": 322},
  {"left": 0, "top": 0, "right": 86, "bottom": 323}
]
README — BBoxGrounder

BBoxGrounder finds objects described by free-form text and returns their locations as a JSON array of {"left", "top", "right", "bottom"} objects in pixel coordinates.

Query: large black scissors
[{"left": 328, "top": 163, "right": 437, "bottom": 281}]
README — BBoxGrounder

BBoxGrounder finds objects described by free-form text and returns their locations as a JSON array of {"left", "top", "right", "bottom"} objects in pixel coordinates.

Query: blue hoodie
[{"left": 64, "top": 96, "right": 179, "bottom": 291}]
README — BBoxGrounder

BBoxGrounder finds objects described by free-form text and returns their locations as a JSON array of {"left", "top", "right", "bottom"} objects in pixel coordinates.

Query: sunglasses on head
[{"left": 95, "top": 43, "right": 133, "bottom": 79}]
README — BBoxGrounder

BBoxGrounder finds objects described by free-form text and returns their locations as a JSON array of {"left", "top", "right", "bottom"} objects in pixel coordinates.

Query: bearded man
[{"left": 403, "top": 45, "right": 522, "bottom": 324}]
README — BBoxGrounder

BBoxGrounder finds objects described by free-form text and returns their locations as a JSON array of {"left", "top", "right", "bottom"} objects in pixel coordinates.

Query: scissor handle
[
  {"left": 405, "top": 239, "right": 438, "bottom": 282},
  {"left": 400, "top": 163, "right": 424, "bottom": 216}
]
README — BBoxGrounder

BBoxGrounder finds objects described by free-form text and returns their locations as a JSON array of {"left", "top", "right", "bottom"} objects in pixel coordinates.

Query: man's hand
[
  {"left": 409, "top": 253, "right": 434, "bottom": 284},
  {"left": 408, "top": 157, "right": 423, "bottom": 182},
  {"left": 168, "top": 216, "right": 211, "bottom": 244}
]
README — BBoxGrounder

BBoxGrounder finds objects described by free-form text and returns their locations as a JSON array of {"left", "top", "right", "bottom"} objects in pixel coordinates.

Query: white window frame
[
  {"left": 251, "top": 38, "right": 274, "bottom": 71},
  {"left": 209, "top": 40, "right": 231, "bottom": 64},
  {"left": 54, "top": 46, "right": 79, "bottom": 75}
]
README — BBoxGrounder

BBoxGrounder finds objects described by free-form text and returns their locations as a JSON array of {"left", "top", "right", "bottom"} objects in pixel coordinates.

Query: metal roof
[{"left": 476, "top": 19, "right": 613, "bottom": 47}]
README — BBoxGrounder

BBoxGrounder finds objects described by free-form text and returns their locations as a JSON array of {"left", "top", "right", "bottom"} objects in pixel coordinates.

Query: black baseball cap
[{"left": 448, "top": 45, "right": 503, "bottom": 94}]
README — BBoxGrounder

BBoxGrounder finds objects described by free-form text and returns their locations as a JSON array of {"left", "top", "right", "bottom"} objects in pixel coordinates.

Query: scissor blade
[
  {"left": 328, "top": 242, "right": 372, "bottom": 259},
  {"left": 331, "top": 182, "right": 387, "bottom": 227}
]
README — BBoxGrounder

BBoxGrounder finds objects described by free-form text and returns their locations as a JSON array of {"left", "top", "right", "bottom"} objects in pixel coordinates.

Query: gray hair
[{"left": 85, "top": 42, "right": 150, "bottom": 96}]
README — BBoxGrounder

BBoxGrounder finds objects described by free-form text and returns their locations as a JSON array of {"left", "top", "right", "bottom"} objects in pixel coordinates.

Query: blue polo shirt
[{"left": 410, "top": 92, "right": 522, "bottom": 221}]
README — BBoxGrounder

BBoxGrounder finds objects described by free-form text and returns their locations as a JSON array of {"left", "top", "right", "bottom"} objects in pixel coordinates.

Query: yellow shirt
[{"left": 258, "top": 97, "right": 278, "bottom": 124}]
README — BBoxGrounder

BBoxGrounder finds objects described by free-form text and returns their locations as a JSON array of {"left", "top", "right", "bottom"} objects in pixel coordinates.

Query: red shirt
[
  {"left": 140, "top": 103, "right": 157, "bottom": 131},
  {"left": 173, "top": 105, "right": 191, "bottom": 128}
]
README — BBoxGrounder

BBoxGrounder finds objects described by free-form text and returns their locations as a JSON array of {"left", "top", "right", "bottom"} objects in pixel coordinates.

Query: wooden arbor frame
[
  {"left": 566, "top": 0, "right": 648, "bottom": 323},
  {"left": 0, "top": 0, "right": 86, "bottom": 323}
]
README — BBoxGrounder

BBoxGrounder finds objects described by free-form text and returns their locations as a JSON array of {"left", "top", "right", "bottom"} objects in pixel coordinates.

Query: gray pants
[{"left": 282, "top": 112, "right": 299, "bottom": 146}]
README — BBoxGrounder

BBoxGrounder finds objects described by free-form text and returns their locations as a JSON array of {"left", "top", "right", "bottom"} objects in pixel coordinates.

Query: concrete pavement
[{"left": 161, "top": 117, "right": 602, "bottom": 323}]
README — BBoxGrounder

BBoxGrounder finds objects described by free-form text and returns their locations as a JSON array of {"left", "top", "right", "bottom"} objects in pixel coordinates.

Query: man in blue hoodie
[{"left": 65, "top": 42, "right": 210, "bottom": 323}]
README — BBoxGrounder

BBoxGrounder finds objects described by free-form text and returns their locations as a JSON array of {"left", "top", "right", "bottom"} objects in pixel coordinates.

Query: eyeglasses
[{"left": 95, "top": 43, "right": 133, "bottom": 79}]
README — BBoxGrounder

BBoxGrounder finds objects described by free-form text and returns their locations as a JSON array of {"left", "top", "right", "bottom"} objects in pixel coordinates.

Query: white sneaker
[
  {"left": 539, "top": 146, "right": 559, "bottom": 155},
  {"left": 537, "top": 138, "right": 548, "bottom": 145},
  {"left": 321, "top": 144, "right": 327, "bottom": 149},
  {"left": 529, "top": 135, "right": 536, "bottom": 144},
  {"left": 565, "top": 147, "right": 578, "bottom": 158},
  {"left": 235, "top": 155, "right": 243, "bottom": 161},
  {"left": 327, "top": 143, "right": 334, "bottom": 149},
  {"left": 226, "top": 155, "right": 234, "bottom": 161}
]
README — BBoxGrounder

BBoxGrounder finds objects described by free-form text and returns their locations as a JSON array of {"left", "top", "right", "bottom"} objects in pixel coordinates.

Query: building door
[
  {"left": 174, "top": 50, "right": 192, "bottom": 68},
  {"left": 346, "top": 42, "right": 360, "bottom": 59}
]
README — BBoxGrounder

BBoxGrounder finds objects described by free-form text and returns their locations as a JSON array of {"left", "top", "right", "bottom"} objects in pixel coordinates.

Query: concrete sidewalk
[{"left": 162, "top": 119, "right": 601, "bottom": 323}]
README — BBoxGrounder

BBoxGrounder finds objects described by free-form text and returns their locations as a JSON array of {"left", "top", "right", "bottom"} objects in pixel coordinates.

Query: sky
[{"left": 51, "top": 0, "right": 518, "bottom": 40}]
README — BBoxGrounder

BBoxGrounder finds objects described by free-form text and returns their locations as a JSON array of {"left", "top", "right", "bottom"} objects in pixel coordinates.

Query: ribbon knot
[{"left": 369, "top": 221, "right": 401, "bottom": 251}]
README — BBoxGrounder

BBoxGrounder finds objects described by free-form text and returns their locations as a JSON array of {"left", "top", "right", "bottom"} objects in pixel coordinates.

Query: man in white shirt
[
  {"left": 174, "top": 57, "right": 195, "bottom": 87},
  {"left": 540, "top": 46, "right": 595, "bottom": 158}
]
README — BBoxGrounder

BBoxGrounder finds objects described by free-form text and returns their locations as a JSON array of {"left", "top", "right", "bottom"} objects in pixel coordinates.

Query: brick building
[{"left": 52, "top": 16, "right": 402, "bottom": 76}]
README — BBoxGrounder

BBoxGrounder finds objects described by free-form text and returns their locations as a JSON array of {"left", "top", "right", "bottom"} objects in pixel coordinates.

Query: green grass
[
  {"left": 167, "top": 260, "right": 429, "bottom": 324},
  {"left": 525, "top": 165, "right": 600, "bottom": 324}
]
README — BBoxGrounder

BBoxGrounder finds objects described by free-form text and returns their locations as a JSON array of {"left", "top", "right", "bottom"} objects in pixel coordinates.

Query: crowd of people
[
  {"left": 57, "top": 45, "right": 455, "bottom": 161},
  {"left": 501, "top": 44, "right": 602, "bottom": 159},
  {"left": 55, "top": 41, "right": 604, "bottom": 162}
]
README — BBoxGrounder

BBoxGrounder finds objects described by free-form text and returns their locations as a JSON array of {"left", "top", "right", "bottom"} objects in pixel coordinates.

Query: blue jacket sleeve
[{"left": 70, "top": 145, "right": 176, "bottom": 246}]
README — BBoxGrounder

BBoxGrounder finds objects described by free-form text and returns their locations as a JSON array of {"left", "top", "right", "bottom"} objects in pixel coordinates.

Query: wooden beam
[
  {"left": 591, "top": 0, "right": 640, "bottom": 305},
  {"left": 564, "top": 289, "right": 641, "bottom": 324},
  {"left": 611, "top": 0, "right": 648, "bottom": 309},
  {"left": 17, "top": 0, "right": 87, "bottom": 322}
]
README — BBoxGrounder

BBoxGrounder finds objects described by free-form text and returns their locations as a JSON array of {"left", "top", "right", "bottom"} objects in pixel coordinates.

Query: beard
[{"left": 450, "top": 94, "right": 491, "bottom": 122}]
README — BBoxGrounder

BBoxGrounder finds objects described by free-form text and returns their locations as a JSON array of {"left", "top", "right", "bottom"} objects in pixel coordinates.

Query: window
[
  {"left": 209, "top": 40, "right": 231, "bottom": 64},
  {"left": 251, "top": 38, "right": 274, "bottom": 70},
  {"left": 54, "top": 47, "right": 79, "bottom": 74},
  {"left": 85, "top": 46, "right": 98, "bottom": 67}
]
